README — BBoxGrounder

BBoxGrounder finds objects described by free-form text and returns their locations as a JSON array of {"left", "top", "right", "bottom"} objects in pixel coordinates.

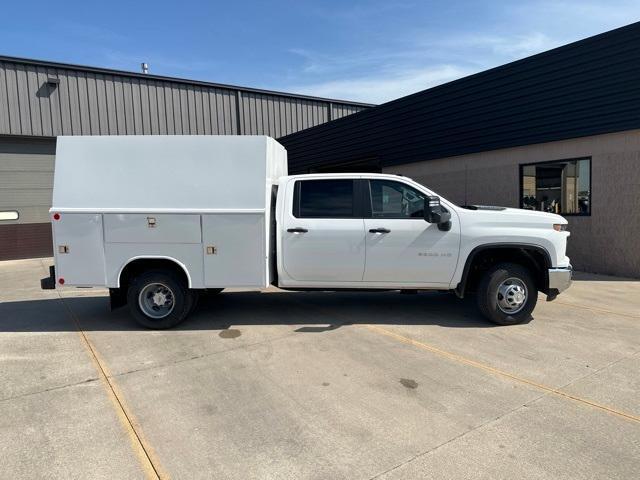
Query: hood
[{"left": 460, "top": 205, "right": 567, "bottom": 224}]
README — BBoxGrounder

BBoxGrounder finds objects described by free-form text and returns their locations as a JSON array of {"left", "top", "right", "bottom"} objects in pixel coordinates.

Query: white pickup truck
[{"left": 41, "top": 135, "right": 572, "bottom": 328}]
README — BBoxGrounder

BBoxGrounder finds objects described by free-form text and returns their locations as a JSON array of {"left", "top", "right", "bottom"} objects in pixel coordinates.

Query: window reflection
[
  {"left": 370, "top": 180, "right": 426, "bottom": 218},
  {"left": 521, "top": 158, "right": 590, "bottom": 215}
]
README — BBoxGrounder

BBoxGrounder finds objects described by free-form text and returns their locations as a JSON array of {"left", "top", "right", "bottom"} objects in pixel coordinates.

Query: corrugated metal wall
[
  {"left": 280, "top": 22, "right": 640, "bottom": 173},
  {"left": 0, "top": 57, "right": 370, "bottom": 139}
]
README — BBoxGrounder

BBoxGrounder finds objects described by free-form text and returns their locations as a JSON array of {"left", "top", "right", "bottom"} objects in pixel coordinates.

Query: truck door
[
  {"left": 282, "top": 178, "right": 366, "bottom": 282},
  {"left": 363, "top": 179, "right": 460, "bottom": 285}
]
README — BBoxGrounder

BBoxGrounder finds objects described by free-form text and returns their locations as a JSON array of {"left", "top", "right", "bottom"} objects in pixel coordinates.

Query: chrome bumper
[{"left": 548, "top": 265, "right": 572, "bottom": 295}]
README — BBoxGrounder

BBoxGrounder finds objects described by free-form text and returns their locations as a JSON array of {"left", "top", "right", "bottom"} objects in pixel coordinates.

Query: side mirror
[{"left": 424, "top": 196, "right": 452, "bottom": 231}]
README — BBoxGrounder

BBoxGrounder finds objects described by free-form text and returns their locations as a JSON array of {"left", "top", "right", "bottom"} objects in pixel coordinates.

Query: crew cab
[{"left": 41, "top": 135, "right": 572, "bottom": 328}]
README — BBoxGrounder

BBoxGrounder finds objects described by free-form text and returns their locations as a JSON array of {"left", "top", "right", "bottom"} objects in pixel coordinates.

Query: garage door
[{"left": 0, "top": 137, "right": 56, "bottom": 260}]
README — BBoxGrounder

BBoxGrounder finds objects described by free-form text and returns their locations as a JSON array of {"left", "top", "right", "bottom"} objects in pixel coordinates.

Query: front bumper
[{"left": 547, "top": 265, "right": 572, "bottom": 298}]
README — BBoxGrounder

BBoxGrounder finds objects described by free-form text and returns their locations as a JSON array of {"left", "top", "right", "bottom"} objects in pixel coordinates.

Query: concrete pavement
[{"left": 0, "top": 258, "right": 638, "bottom": 479}]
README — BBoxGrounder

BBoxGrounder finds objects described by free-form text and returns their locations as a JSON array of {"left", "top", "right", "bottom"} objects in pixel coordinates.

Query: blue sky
[{"left": 2, "top": 1, "right": 639, "bottom": 104}]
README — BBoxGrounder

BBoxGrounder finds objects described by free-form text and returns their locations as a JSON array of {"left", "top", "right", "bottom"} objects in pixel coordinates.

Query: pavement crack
[
  {"left": 552, "top": 348, "right": 640, "bottom": 394},
  {"left": 368, "top": 394, "right": 547, "bottom": 479},
  {"left": 0, "top": 376, "right": 99, "bottom": 404}
]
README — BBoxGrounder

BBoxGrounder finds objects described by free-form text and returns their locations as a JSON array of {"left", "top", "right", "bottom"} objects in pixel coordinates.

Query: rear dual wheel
[{"left": 127, "top": 270, "right": 196, "bottom": 329}]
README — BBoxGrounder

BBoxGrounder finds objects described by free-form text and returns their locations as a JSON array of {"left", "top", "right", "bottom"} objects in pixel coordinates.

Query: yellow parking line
[
  {"left": 364, "top": 324, "right": 640, "bottom": 425},
  {"left": 58, "top": 296, "right": 168, "bottom": 480}
]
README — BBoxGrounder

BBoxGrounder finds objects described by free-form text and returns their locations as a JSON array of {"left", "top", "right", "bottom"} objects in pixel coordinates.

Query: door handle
[
  {"left": 287, "top": 227, "right": 308, "bottom": 233},
  {"left": 369, "top": 227, "right": 390, "bottom": 234}
]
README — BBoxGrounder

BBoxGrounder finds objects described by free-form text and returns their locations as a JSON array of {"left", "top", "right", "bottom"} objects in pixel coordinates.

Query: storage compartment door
[
  {"left": 202, "top": 214, "right": 266, "bottom": 288},
  {"left": 53, "top": 213, "right": 105, "bottom": 286},
  {"left": 104, "top": 214, "right": 201, "bottom": 244}
]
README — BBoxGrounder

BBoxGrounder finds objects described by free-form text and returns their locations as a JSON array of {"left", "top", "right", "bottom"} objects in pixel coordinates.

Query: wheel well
[
  {"left": 118, "top": 258, "right": 190, "bottom": 291},
  {"left": 458, "top": 246, "right": 550, "bottom": 297}
]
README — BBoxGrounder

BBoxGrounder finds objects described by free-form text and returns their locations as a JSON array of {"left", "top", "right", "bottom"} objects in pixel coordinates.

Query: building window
[
  {"left": 520, "top": 158, "right": 591, "bottom": 215},
  {"left": 294, "top": 179, "right": 355, "bottom": 218}
]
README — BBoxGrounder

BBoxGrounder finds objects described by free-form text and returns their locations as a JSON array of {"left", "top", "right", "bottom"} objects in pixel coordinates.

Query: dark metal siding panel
[
  {"left": 131, "top": 78, "right": 144, "bottom": 134},
  {"left": 56, "top": 68, "right": 73, "bottom": 135},
  {"left": 121, "top": 77, "right": 134, "bottom": 134},
  {"left": 241, "top": 93, "right": 251, "bottom": 134},
  {"left": 278, "top": 99, "right": 287, "bottom": 137},
  {"left": 171, "top": 85, "right": 182, "bottom": 134},
  {"left": 210, "top": 90, "right": 222, "bottom": 134},
  {"left": 0, "top": 65, "right": 9, "bottom": 133},
  {"left": 44, "top": 68, "right": 62, "bottom": 136},
  {"left": 94, "top": 74, "right": 108, "bottom": 134},
  {"left": 139, "top": 80, "right": 151, "bottom": 135},
  {"left": 226, "top": 90, "right": 238, "bottom": 134},
  {"left": 5, "top": 66, "right": 21, "bottom": 135},
  {"left": 66, "top": 70, "right": 83, "bottom": 135},
  {"left": 186, "top": 86, "right": 197, "bottom": 134},
  {"left": 35, "top": 66, "right": 52, "bottom": 136},
  {"left": 179, "top": 85, "right": 189, "bottom": 134},
  {"left": 196, "top": 87, "right": 206, "bottom": 134},
  {"left": 113, "top": 77, "right": 128, "bottom": 134},
  {"left": 151, "top": 82, "right": 167, "bottom": 135},
  {"left": 85, "top": 73, "right": 101, "bottom": 134},
  {"left": 26, "top": 66, "right": 42, "bottom": 136},
  {"left": 220, "top": 89, "right": 233, "bottom": 134},
  {"left": 281, "top": 21, "right": 640, "bottom": 173},
  {"left": 163, "top": 85, "right": 175, "bottom": 134},
  {"left": 200, "top": 87, "right": 211, "bottom": 134},
  {"left": 16, "top": 65, "right": 32, "bottom": 135},
  {"left": 259, "top": 95, "right": 268, "bottom": 134},
  {"left": 102, "top": 75, "right": 115, "bottom": 134},
  {"left": 76, "top": 73, "right": 92, "bottom": 134}
]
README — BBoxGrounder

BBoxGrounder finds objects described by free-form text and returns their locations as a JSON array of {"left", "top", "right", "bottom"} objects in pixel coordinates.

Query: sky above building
[{"left": 2, "top": 1, "right": 639, "bottom": 104}]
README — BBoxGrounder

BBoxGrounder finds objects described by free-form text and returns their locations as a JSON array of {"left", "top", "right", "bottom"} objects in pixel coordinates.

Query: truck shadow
[{"left": 0, "top": 290, "right": 529, "bottom": 333}]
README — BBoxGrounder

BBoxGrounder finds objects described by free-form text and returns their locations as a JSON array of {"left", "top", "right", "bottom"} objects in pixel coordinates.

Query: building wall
[
  {"left": 384, "top": 130, "right": 640, "bottom": 278},
  {"left": 281, "top": 22, "right": 640, "bottom": 174},
  {"left": 0, "top": 57, "right": 369, "bottom": 139}
]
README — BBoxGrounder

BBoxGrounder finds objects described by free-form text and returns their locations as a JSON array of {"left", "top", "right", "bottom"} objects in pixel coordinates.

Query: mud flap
[
  {"left": 40, "top": 265, "right": 56, "bottom": 290},
  {"left": 109, "top": 288, "right": 127, "bottom": 310}
]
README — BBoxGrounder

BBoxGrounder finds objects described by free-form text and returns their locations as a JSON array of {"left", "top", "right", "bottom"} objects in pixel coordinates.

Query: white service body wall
[{"left": 50, "top": 135, "right": 287, "bottom": 289}]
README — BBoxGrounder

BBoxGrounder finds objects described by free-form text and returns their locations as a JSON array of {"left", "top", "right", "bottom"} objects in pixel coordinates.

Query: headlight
[{"left": 553, "top": 224, "right": 568, "bottom": 232}]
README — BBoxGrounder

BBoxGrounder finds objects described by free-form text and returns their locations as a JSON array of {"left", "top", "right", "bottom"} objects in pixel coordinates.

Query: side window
[
  {"left": 369, "top": 180, "right": 426, "bottom": 218},
  {"left": 294, "top": 179, "right": 355, "bottom": 218}
]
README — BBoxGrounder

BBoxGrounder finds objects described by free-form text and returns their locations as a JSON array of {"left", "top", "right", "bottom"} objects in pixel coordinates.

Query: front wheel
[
  {"left": 476, "top": 263, "right": 537, "bottom": 325},
  {"left": 127, "top": 270, "right": 194, "bottom": 329}
]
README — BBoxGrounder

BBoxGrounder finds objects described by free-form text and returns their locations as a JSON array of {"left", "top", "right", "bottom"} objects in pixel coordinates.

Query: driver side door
[{"left": 363, "top": 179, "right": 460, "bottom": 285}]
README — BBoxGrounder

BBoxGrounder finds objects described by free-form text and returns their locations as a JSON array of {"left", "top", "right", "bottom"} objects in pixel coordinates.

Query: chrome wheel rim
[
  {"left": 139, "top": 282, "right": 175, "bottom": 319},
  {"left": 496, "top": 277, "right": 528, "bottom": 314}
]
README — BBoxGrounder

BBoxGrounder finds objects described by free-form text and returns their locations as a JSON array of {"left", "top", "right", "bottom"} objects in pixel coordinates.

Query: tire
[
  {"left": 476, "top": 263, "right": 537, "bottom": 325},
  {"left": 127, "top": 270, "right": 193, "bottom": 329}
]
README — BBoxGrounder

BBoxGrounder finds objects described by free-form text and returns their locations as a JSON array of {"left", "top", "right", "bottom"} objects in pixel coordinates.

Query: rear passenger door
[{"left": 281, "top": 178, "right": 366, "bottom": 283}]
